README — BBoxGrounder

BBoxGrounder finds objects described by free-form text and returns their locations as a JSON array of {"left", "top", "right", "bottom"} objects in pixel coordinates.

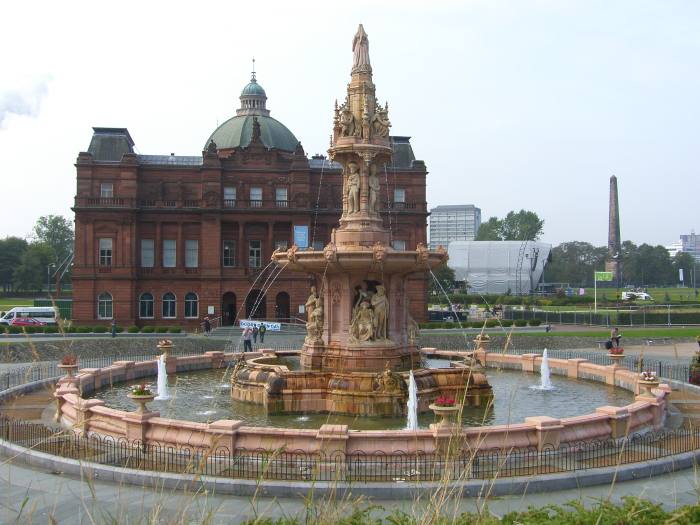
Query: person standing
[
  {"left": 252, "top": 325, "right": 259, "bottom": 344},
  {"left": 259, "top": 323, "right": 266, "bottom": 343},
  {"left": 203, "top": 316, "right": 211, "bottom": 336},
  {"left": 111, "top": 319, "right": 117, "bottom": 338},
  {"left": 242, "top": 327, "right": 253, "bottom": 353}
]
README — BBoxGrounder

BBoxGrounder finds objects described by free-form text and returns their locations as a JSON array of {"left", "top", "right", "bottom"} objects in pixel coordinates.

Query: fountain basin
[{"left": 231, "top": 352, "right": 492, "bottom": 417}]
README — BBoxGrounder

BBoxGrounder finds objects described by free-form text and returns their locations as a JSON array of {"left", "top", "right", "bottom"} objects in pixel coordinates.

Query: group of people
[
  {"left": 241, "top": 324, "right": 266, "bottom": 352},
  {"left": 607, "top": 326, "right": 622, "bottom": 349}
]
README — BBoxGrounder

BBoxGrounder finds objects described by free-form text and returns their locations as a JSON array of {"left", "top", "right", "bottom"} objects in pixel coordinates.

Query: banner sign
[
  {"left": 594, "top": 271, "right": 613, "bottom": 282},
  {"left": 293, "top": 225, "right": 309, "bottom": 248},
  {"left": 239, "top": 319, "right": 281, "bottom": 331}
]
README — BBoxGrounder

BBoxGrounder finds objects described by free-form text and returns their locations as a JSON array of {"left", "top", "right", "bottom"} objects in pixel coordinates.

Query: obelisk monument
[{"left": 605, "top": 175, "right": 621, "bottom": 286}]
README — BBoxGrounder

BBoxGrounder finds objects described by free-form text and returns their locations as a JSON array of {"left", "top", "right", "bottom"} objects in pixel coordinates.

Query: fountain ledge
[{"left": 47, "top": 350, "right": 671, "bottom": 456}]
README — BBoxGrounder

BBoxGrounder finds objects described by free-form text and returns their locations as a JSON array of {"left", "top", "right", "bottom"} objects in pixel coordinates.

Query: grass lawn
[
  {"left": 0, "top": 298, "right": 35, "bottom": 310},
  {"left": 518, "top": 327, "right": 700, "bottom": 338},
  {"left": 583, "top": 287, "right": 699, "bottom": 302}
]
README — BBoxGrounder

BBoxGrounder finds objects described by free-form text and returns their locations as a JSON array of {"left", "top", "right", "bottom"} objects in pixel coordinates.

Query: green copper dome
[
  {"left": 205, "top": 115, "right": 299, "bottom": 152},
  {"left": 241, "top": 79, "right": 266, "bottom": 97}
]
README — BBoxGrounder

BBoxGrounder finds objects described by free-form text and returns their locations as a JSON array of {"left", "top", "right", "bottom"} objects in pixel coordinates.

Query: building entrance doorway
[
  {"left": 275, "top": 291, "right": 290, "bottom": 322},
  {"left": 222, "top": 292, "right": 237, "bottom": 326},
  {"left": 245, "top": 289, "right": 266, "bottom": 319}
]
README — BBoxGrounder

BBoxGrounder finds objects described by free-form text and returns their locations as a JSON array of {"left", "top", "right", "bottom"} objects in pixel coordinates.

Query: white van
[{"left": 0, "top": 307, "right": 59, "bottom": 325}]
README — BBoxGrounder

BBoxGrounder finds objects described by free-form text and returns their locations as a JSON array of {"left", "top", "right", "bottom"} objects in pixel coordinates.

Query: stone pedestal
[
  {"left": 206, "top": 420, "right": 244, "bottom": 451},
  {"left": 596, "top": 405, "right": 630, "bottom": 438},
  {"left": 525, "top": 416, "right": 563, "bottom": 451},
  {"left": 122, "top": 410, "right": 159, "bottom": 442}
]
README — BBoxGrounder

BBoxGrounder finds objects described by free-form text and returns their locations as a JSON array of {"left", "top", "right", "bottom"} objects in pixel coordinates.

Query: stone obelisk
[{"left": 605, "top": 175, "right": 621, "bottom": 286}]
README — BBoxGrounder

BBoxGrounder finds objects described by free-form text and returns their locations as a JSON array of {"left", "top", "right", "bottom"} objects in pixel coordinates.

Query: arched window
[
  {"left": 97, "top": 292, "right": 113, "bottom": 319},
  {"left": 139, "top": 293, "right": 154, "bottom": 318},
  {"left": 162, "top": 292, "right": 176, "bottom": 319},
  {"left": 185, "top": 292, "right": 198, "bottom": 318}
]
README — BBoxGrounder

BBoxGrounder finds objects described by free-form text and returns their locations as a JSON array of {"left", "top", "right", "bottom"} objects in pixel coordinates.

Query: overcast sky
[{"left": 1, "top": 0, "right": 698, "bottom": 247}]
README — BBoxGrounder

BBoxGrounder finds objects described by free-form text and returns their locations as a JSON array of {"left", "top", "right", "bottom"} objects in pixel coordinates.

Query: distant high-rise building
[
  {"left": 605, "top": 175, "right": 622, "bottom": 285},
  {"left": 429, "top": 205, "right": 481, "bottom": 250},
  {"left": 666, "top": 231, "right": 700, "bottom": 262}
]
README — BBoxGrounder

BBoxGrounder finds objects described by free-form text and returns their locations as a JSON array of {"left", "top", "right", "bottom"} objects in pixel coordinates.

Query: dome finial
[{"left": 251, "top": 57, "right": 256, "bottom": 82}]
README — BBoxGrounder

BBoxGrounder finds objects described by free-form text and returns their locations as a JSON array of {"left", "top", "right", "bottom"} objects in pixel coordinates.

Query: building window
[
  {"left": 100, "top": 183, "right": 114, "bottom": 198},
  {"left": 250, "top": 187, "right": 262, "bottom": 208},
  {"left": 99, "top": 238, "right": 113, "bottom": 266},
  {"left": 312, "top": 240, "right": 324, "bottom": 251},
  {"left": 222, "top": 240, "right": 236, "bottom": 267},
  {"left": 391, "top": 240, "right": 406, "bottom": 251},
  {"left": 139, "top": 292, "right": 154, "bottom": 318},
  {"left": 249, "top": 240, "right": 262, "bottom": 268},
  {"left": 97, "top": 292, "right": 113, "bottom": 319},
  {"left": 224, "top": 186, "right": 236, "bottom": 207},
  {"left": 185, "top": 292, "right": 198, "bottom": 318},
  {"left": 185, "top": 240, "right": 198, "bottom": 268},
  {"left": 162, "top": 292, "right": 176, "bottom": 318},
  {"left": 141, "top": 239, "right": 154, "bottom": 267},
  {"left": 275, "top": 239, "right": 288, "bottom": 251},
  {"left": 163, "top": 240, "right": 176, "bottom": 267},
  {"left": 394, "top": 188, "right": 406, "bottom": 206},
  {"left": 275, "top": 187, "right": 288, "bottom": 207}
]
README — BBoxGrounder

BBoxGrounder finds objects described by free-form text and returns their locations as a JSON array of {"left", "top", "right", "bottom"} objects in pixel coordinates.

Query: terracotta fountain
[{"left": 231, "top": 25, "right": 492, "bottom": 417}]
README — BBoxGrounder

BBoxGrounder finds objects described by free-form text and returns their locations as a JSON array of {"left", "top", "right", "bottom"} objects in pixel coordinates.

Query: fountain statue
[{"left": 231, "top": 25, "right": 493, "bottom": 417}]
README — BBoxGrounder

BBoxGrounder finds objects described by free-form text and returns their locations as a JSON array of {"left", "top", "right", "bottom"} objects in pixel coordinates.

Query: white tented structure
[{"left": 448, "top": 241, "right": 552, "bottom": 295}]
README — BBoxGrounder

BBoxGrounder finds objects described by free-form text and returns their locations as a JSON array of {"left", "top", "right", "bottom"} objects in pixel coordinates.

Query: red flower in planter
[
  {"left": 435, "top": 396, "right": 456, "bottom": 407},
  {"left": 60, "top": 354, "right": 78, "bottom": 366},
  {"left": 609, "top": 347, "right": 624, "bottom": 355}
]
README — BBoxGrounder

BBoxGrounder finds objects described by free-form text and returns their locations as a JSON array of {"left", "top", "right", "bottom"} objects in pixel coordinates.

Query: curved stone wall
[{"left": 46, "top": 348, "right": 671, "bottom": 456}]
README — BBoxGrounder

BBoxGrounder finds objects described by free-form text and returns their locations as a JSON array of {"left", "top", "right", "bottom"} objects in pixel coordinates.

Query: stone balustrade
[{"left": 53, "top": 350, "right": 670, "bottom": 456}]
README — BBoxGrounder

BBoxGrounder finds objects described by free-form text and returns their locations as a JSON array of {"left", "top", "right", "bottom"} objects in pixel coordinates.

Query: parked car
[{"left": 10, "top": 317, "right": 48, "bottom": 327}]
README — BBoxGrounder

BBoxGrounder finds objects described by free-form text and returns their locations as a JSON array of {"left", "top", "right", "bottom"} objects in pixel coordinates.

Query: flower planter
[
  {"left": 127, "top": 393, "right": 155, "bottom": 413},
  {"left": 637, "top": 379, "right": 660, "bottom": 398},
  {"left": 57, "top": 363, "right": 79, "bottom": 379},
  {"left": 429, "top": 403, "right": 459, "bottom": 427},
  {"left": 607, "top": 353, "right": 625, "bottom": 366},
  {"left": 157, "top": 339, "right": 173, "bottom": 357}
]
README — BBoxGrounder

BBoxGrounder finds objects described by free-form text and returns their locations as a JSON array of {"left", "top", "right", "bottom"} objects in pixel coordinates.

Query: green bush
[
  {"left": 76, "top": 326, "right": 92, "bottom": 333},
  {"left": 528, "top": 319, "right": 542, "bottom": 326},
  {"left": 500, "top": 319, "right": 513, "bottom": 327},
  {"left": 67, "top": 326, "right": 77, "bottom": 333},
  {"left": 155, "top": 326, "right": 169, "bottom": 333},
  {"left": 514, "top": 319, "right": 527, "bottom": 327},
  {"left": 43, "top": 326, "right": 59, "bottom": 333},
  {"left": 167, "top": 326, "right": 182, "bottom": 333},
  {"left": 484, "top": 319, "right": 499, "bottom": 328},
  {"left": 127, "top": 326, "right": 140, "bottom": 333},
  {"left": 93, "top": 325, "right": 108, "bottom": 333},
  {"left": 141, "top": 326, "right": 155, "bottom": 333},
  {"left": 7, "top": 326, "right": 20, "bottom": 334}
]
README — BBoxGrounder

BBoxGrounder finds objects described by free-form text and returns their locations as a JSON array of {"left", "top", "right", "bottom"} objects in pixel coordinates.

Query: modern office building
[
  {"left": 429, "top": 204, "right": 481, "bottom": 249},
  {"left": 666, "top": 231, "right": 700, "bottom": 262}
]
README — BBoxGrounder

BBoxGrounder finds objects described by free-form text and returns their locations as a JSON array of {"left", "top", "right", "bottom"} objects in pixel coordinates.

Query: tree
[
  {"left": 0, "top": 237, "right": 28, "bottom": 291},
  {"left": 544, "top": 242, "right": 607, "bottom": 287},
  {"left": 673, "top": 252, "right": 696, "bottom": 285},
  {"left": 13, "top": 243, "right": 56, "bottom": 292},
  {"left": 429, "top": 262, "right": 456, "bottom": 297},
  {"left": 500, "top": 210, "right": 545, "bottom": 241},
  {"left": 622, "top": 243, "right": 674, "bottom": 286},
  {"left": 475, "top": 210, "right": 544, "bottom": 241},
  {"left": 475, "top": 217, "right": 502, "bottom": 241},
  {"left": 32, "top": 215, "right": 73, "bottom": 263}
]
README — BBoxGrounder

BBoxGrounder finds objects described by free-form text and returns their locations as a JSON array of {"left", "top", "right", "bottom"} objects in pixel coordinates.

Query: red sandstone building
[{"left": 72, "top": 74, "right": 429, "bottom": 327}]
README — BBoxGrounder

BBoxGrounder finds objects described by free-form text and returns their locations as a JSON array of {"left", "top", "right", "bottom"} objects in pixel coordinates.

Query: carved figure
[
  {"left": 305, "top": 286, "right": 318, "bottom": 320},
  {"left": 305, "top": 296, "right": 324, "bottom": 345},
  {"left": 368, "top": 164, "right": 380, "bottom": 213},
  {"left": 352, "top": 25, "right": 371, "bottom": 70},
  {"left": 286, "top": 244, "right": 299, "bottom": 263},
  {"left": 346, "top": 161, "right": 360, "bottom": 214},
  {"left": 362, "top": 99, "right": 371, "bottom": 139},
  {"left": 206, "top": 140, "right": 217, "bottom": 154},
  {"left": 339, "top": 110, "right": 356, "bottom": 137},
  {"left": 231, "top": 354, "right": 247, "bottom": 382},
  {"left": 371, "top": 109, "right": 391, "bottom": 138},
  {"left": 408, "top": 315, "right": 420, "bottom": 344},
  {"left": 349, "top": 301, "right": 374, "bottom": 343},
  {"left": 373, "top": 364, "right": 406, "bottom": 394},
  {"left": 371, "top": 285, "right": 389, "bottom": 340},
  {"left": 352, "top": 282, "right": 369, "bottom": 319}
]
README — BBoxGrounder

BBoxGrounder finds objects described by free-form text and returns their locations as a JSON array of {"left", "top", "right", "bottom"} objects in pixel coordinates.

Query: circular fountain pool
[{"left": 87, "top": 366, "right": 633, "bottom": 430}]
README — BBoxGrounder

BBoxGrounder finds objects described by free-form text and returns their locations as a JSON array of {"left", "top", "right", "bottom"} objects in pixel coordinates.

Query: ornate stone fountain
[{"left": 231, "top": 25, "right": 493, "bottom": 417}]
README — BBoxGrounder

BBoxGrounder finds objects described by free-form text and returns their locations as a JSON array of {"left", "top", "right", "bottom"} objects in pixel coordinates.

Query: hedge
[
  {"left": 528, "top": 319, "right": 542, "bottom": 326},
  {"left": 514, "top": 319, "right": 528, "bottom": 327}
]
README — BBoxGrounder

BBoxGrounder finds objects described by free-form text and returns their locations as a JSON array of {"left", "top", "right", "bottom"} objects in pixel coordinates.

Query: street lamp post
[{"left": 47, "top": 264, "right": 55, "bottom": 297}]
